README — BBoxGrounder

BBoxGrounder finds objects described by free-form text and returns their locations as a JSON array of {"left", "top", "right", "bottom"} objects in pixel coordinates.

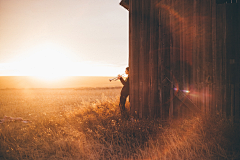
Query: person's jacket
[{"left": 120, "top": 76, "right": 129, "bottom": 96}]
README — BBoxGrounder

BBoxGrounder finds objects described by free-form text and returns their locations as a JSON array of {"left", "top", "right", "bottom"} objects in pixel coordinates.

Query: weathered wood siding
[{"left": 126, "top": 0, "right": 240, "bottom": 120}]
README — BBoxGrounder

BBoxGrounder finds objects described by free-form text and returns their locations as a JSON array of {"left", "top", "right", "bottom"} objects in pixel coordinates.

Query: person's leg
[{"left": 119, "top": 95, "right": 127, "bottom": 115}]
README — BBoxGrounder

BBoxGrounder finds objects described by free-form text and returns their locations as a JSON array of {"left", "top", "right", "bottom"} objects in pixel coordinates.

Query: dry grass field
[{"left": 0, "top": 88, "right": 240, "bottom": 160}]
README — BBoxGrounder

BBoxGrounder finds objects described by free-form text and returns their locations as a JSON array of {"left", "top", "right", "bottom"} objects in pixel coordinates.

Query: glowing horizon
[{"left": 0, "top": 61, "right": 125, "bottom": 77}]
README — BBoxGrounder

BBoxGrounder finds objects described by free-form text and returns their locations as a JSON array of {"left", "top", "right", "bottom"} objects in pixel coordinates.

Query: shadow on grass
[{"left": 71, "top": 99, "right": 163, "bottom": 159}]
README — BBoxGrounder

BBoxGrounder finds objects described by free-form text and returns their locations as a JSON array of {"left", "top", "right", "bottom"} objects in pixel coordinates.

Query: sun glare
[
  {"left": 17, "top": 43, "right": 74, "bottom": 79},
  {"left": 3, "top": 42, "right": 124, "bottom": 78}
]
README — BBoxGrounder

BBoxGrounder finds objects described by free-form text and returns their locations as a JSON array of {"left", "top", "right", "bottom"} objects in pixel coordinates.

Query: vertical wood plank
[
  {"left": 192, "top": 0, "right": 198, "bottom": 109},
  {"left": 216, "top": 4, "right": 224, "bottom": 115},
  {"left": 158, "top": 0, "right": 171, "bottom": 120},
  {"left": 183, "top": 0, "right": 192, "bottom": 118},
  {"left": 129, "top": 0, "right": 140, "bottom": 118},
  {"left": 207, "top": 0, "right": 213, "bottom": 115},
  {"left": 179, "top": 0, "right": 184, "bottom": 119},
  {"left": 226, "top": 4, "right": 238, "bottom": 120},
  {"left": 235, "top": 3, "right": 240, "bottom": 121},
  {"left": 142, "top": 0, "right": 150, "bottom": 118},
  {"left": 206, "top": 0, "right": 213, "bottom": 114},
  {"left": 222, "top": 4, "right": 227, "bottom": 118},
  {"left": 173, "top": 0, "right": 181, "bottom": 119},
  {"left": 158, "top": 3, "right": 163, "bottom": 120},
  {"left": 138, "top": 0, "right": 144, "bottom": 119},
  {"left": 160, "top": 2, "right": 168, "bottom": 120},
  {"left": 212, "top": 0, "right": 217, "bottom": 115},
  {"left": 187, "top": 0, "right": 194, "bottom": 102},
  {"left": 197, "top": 0, "right": 203, "bottom": 113},
  {"left": 179, "top": 0, "right": 184, "bottom": 93},
  {"left": 169, "top": 0, "right": 173, "bottom": 120},
  {"left": 164, "top": 0, "right": 171, "bottom": 120},
  {"left": 138, "top": 0, "right": 143, "bottom": 119},
  {"left": 149, "top": 0, "right": 159, "bottom": 118},
  {"left": 226, "top": 4, "right": 231, "bottom": 118},
  {"left": 234, "top": 3, "right": 240, "bottom": 121},
  {"left": 186, "top": 0, "right": 194, "bottom": 117},
  {"left": 183, "top": 2, "right": 188, "bottom": 117},
  {"left": 226, "top": 4, "right": 231, "bottom": 119},
  {"left": 201, "top": 0, "right": 206, "bottom": 114},
  {"left": 129, "top": 0, "right": 133, "bottom": 115}
]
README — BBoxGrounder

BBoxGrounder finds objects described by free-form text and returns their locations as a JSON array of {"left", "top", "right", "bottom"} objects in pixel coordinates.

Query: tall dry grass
[
  {"left": 141, "top": 115, "right": 240, "bottom": 160},
  {"left": 0, "top": 88, "right": 240, "bottom": 159}
]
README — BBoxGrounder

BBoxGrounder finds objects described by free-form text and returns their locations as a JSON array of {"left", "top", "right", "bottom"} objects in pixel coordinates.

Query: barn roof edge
[{"left": 120, "top": 0, "right": 129, "bottom": 10}]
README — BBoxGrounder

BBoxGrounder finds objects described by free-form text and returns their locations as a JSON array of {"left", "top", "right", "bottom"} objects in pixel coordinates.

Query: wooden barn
[{"left": 120, "top": 0, "right": 240, "bottom": 121}]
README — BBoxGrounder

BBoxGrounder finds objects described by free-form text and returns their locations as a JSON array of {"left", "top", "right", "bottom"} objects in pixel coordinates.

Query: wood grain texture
[{"left": 127, "top": 0, "right": 240, "bottom": 120}]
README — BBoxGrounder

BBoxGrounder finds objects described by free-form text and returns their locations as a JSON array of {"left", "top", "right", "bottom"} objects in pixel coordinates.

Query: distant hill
[{"left": 0, "top": 76, "right": 122, "bottom": 89}]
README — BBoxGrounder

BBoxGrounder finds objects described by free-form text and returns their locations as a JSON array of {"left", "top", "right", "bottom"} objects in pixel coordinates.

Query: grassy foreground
[{"left": 0, "top": 96, "right": 240, "bottom": 159}]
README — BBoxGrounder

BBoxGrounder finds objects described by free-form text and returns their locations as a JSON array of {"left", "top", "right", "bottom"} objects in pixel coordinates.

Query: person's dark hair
[{"left": 126, "top": 67, "right": 129, "bottom": 71}]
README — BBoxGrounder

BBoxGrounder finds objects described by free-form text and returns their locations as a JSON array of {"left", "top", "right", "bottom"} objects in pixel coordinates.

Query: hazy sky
[{"left": 0, "top": 0, "right": 129, "bottom": 77}]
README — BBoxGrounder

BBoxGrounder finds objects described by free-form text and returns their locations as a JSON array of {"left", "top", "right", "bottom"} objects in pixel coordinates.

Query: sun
[
  {"left": 7, "top": 42, "right": 123, "bottom": 78},
  {"left": 18, "top": 43, "right": 73, "bottom": 79}
]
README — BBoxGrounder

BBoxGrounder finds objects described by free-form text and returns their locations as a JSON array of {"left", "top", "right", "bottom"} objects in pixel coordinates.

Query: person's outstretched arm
[
  {"left": 120, "top": 77, "right": 126, "bottom": 86},
  {"left": 118, "top": 75, "right": 126, "bottom": 85}
]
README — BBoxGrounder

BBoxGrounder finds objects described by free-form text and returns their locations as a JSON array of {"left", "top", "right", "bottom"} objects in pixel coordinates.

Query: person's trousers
[{"left": 119, "top": 94, "right": 128, "bottom": 115}]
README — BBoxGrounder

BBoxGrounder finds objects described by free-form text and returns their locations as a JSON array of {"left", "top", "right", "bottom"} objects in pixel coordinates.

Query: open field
[
  {"left": 0, "top": 88, "right": 240, "bottom": 159},
  {"left": 0, "top": 87, "right": 121, "bottom": 119}
]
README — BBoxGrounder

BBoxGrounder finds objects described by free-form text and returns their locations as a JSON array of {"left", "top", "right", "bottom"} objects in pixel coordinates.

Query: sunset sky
[{"left": 0, "top": 0, "right": 129, "bottom": 77}]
